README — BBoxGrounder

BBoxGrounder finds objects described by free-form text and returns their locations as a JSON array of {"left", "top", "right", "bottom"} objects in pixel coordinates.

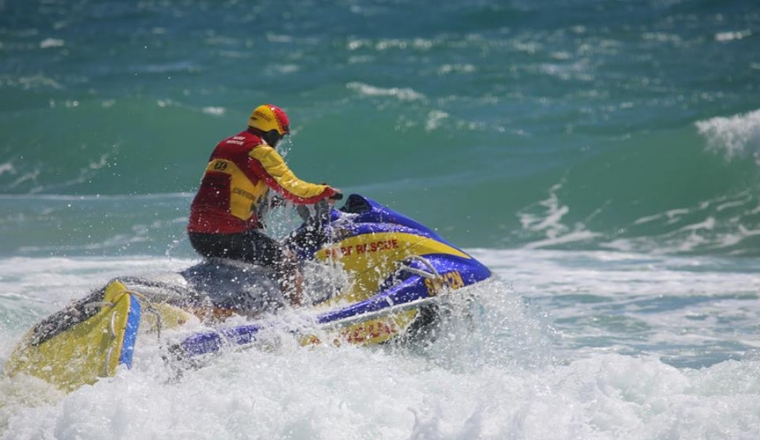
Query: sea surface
[{"left": 1, "top": 0, "right": 760, "bottom": 438}]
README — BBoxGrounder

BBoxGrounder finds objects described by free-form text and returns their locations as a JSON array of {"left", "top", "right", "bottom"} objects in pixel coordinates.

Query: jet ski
[{"left": 4, "top": 194, "right": 492, "bottom": 392}]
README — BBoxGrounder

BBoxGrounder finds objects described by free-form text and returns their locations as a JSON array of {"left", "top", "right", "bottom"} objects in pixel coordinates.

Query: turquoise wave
[{"left": 1, "top": 0, "right": 758, "bottom": 255}]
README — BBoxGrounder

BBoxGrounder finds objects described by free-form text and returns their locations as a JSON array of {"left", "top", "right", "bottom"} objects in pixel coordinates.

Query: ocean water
[{"left": 2, "top": 0, "right": 760, "bottom": 438}]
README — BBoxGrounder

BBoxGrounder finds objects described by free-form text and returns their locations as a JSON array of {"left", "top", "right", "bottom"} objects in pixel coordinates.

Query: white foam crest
[
  {"left": 696, "top": 108, "right": 760, "bottom": 162},
  {"left": 0, "top": 74, "right": 63, "bottom": 90},
  {"left": 371, "top": 38, "right": 435, "bottom": 51},
  {"left": 518, "top": 180, "right": 602, "bottom": 249},
  {"left": 346, "top": 82, "right": 425, "bottom": 101},
  {"left": 538, "top": 60, "right": 594, "bottom": 82},
  {"left": 39, "top": 38, "right": 64, "bottom": 49},
  {"left": 2, "top": 148, "right": 118, "bottom": 194},
  {"left": 632, "top": 207, "right": 691, "bottom": 226},
  {"left": 437, "top": 64, "right": 476, "bottom": 75},
  {"left": 0, "top": 163, "right": 15, "bottom": 177},
  {"left": 714, "top": 30, "right": 752, "bottom": 42},
  {"left": 7, "top": 169, "right": 40, "bottom": 191},
  {"left": 610, "top": 191, "right": 760, "bottom": 255},
  {"left": 201, "top": 106, "right": 225, "bottom": 116},
  {"left": 642, "top": 32, "right": 683, "bottom": 44},
  {"left": 518, "top": 182, "right": 569, "bottom": 235},
  {"left": 605, "top": 222, "right": 760, "bottom": 256},
  {"left": 346, "top": 38, "right": 440, "bottom": 52},
  {"left": 424, "top": 110, "right": 449, "bottom": 131}
]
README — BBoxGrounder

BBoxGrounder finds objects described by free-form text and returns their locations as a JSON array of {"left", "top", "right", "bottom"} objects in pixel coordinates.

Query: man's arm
[{"left": 248, "top": 145, "right": 338, "bottom": 204}]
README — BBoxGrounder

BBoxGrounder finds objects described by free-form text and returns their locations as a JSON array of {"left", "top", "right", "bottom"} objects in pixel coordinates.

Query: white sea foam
[
  {"left": 0, "top": 163, "right": 15, "bottom": 177},
  {"left": 3, "top": 342, "right": 760, "bottom": 438},
  {"left": 424, "top": 110, "right": 449, "bottom": 131},
  {"left": 714, "top": 30, "right": 752, "bottom": 42},
  {"left": 517, "top": 180, "right": 602, "bottom": 248},
  {"left": 346, "top": 82, "right": 425, "bottom": 101},
  {"left": 2, "top": 251, "right": 760, "bottom": 439},
  {"left": 39, "top": 39, "right": 64, "bottom": 49},
  {"left": 538, "top": 60, "right": 594, "bottom": 82},
  {"left": 0, "top": 74, "right": 62, "bottom": 90},
  {"left": 604, "top": 190, "right": 760, "bottom": 255},
  {"left": 696, "top": 108, "right": 760, "bottom": 162},
  {"left": 437, "top": 64, "right": 476, "bottom": 75},
  {"left": 201, "top": 107, "right": 225, "bottom": 116}
]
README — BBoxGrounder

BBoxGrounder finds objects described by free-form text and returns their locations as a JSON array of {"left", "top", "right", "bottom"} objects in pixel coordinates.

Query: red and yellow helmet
[{"left": 248, "top": 104, "right": 290, "bottom": 137}]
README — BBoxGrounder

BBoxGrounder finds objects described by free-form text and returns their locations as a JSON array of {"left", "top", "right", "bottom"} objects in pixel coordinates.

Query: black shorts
[{"left": 188, "top": 229, "right": 285, "bottom": 270}]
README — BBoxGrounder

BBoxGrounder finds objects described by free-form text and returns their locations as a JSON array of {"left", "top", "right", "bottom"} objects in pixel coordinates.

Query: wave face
[{"left": 1, "top": 0, "right": 759, "bottom": 256}]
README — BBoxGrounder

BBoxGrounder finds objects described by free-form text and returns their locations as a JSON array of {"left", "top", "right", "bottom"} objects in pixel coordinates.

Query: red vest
[{"left": 188, "top": 130, "right": 335, "bottom": 234}]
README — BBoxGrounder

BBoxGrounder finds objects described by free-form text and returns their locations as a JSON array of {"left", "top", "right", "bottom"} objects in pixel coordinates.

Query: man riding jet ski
[
  {"left": 186, "top": 103, "right": 341, "bottom": 306},
  {"left": 5, "top": 193, "right": 493, "bottom": 392}
]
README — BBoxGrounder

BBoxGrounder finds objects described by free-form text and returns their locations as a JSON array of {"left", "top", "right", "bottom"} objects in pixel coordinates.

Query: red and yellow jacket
[{"left": 188, "top": 130, "right": 337, "bottom": 234}]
